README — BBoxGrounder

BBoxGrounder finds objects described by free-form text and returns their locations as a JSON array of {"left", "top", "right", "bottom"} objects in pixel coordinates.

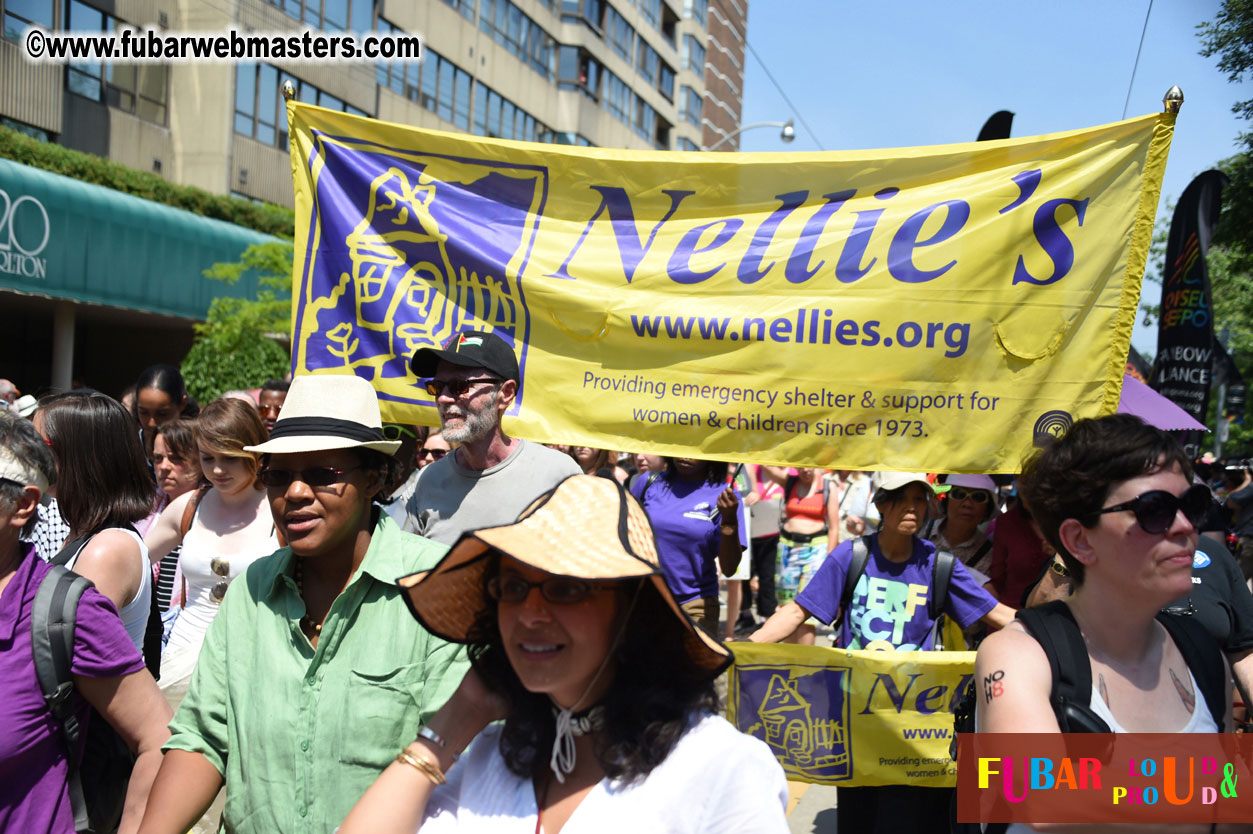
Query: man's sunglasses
[
  {"left": 259, "top": 465, "right": 360, "bottom": 488},
  {"left": 486, "top": 575, "right": 604, "bottom": 605},
  {"left": 417, "top": 447, "right": 448, "bottom": 460},
  {"left": 948, "top": 487, "right": 990, "bottom": 503},
  {"left": 1088, "top": 484, "right": 1212, "bottom": 535},
  {"left": 424, "top": 377, "right": 502, "bottom": 398}
]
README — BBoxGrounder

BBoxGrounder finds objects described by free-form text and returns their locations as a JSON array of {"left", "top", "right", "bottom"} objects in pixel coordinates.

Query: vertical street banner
[
  {"left": 727, "top": 643, "right": 972, "bottom": 787},
  {"left": 287, "top": 104, "right": 1174, "bottom": 470},
  {"left": 1151, "top": 169, "right": 1227, "bottom": 448}
]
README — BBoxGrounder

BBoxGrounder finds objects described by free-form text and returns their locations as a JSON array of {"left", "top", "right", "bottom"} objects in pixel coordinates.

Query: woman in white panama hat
[
  {"left": 138, "top": 375, "right": 468, "bottom": 834},
  {"left": 340, "top": 474, "right": 788, "bottom": 834}
]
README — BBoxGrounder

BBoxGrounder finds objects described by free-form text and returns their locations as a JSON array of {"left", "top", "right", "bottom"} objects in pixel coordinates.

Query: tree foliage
[{"left": 180, "top": 242, "right": 295, "bottom": 404}]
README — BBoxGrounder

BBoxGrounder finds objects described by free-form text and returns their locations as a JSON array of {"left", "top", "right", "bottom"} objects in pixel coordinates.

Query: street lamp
[{"left": 705, "top": 119, "right": 795, "bottom": 151}]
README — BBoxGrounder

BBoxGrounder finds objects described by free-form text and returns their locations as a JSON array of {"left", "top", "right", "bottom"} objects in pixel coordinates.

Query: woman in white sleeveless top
[
  {"left": 146, "top": 398, "right": 277, "bottom": 705},
  {"left": 33, "top": 391, "right": 156, "bottom": 655}
]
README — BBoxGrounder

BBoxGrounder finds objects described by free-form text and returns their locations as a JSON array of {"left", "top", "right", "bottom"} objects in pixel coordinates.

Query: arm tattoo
[
  {"left": 1098, "top": 674, "right": 1110, "bottom": 709},
  {"left": 983, "top": 670, "right": 1005, "bottom": 703},
  {"left": 1169, "top": 668, "right": 1196, "bottom": 714}
]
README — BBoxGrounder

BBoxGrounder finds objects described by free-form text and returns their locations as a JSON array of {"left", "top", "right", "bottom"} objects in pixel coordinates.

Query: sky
[{"left": 737, "top": 0, "right": 1252, "bottom": 360}]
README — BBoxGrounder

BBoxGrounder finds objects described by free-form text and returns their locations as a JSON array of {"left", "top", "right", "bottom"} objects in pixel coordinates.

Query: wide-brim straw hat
[
  {"left": 397, "top": 474, "right": 732, "bottom": 674},
  {"left": 243, "top": 374, "right": 401, "bottom": 456}
]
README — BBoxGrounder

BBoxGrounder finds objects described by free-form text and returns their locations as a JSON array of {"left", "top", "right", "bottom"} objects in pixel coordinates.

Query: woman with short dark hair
[
  {"left": 35, "top": 391, "right": 156, "bottom": 655},
  {"left": 133, "top": 365, "right": 196, "bottom": 456},
  {"left": 341, "top": 474, "right": 788, "bottom": 833}
]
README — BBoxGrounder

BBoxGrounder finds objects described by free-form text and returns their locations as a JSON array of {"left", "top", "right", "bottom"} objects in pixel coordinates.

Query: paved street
[{"left": 786, "top": 782, "right": 839, "bottom": 833}]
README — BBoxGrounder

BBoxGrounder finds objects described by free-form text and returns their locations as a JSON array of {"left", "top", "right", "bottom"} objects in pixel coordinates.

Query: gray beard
[{"left": 440, "top": 389, "right": 499, "bottom": 445}]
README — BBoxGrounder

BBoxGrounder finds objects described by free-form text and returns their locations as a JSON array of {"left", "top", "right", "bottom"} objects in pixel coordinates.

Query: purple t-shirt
[
  {"left": 796, "top": 534, "right": 997, "bottom": 650},
  {"left": 632, "top": 473, "right": 749, "bottom": 603},
  {"left": 0, "top": 545, "right": 145, "bottom": 834}
]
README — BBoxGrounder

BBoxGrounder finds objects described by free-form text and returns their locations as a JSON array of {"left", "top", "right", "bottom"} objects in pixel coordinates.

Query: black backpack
[
  {"left": 949, "top": 600, "right": 1227, "bottom": 834},
  {"left": 34, "top": 561, "right": 139, "bottom": 833},
  {"left": 833, "top": 535, "right": 957, "bottom": 650}
]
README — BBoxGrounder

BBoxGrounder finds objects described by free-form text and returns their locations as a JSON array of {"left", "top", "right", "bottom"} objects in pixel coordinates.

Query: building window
[
  {"left": 442, "top": 0, "right": 476, "bottom": 22},
  {"left": 603, "top": 70, "right": 633, "bottom": 126},
  {"left": 637, "top": 0, "right": 660, "bottom": 29},
  {"left": 681, "top": 33, "right": 705, "bottom": 73},
  {"left": 633, "top": 94, "right": 655, "bottom": 142},
  {"left": 480, "top": 0, "right": 556, "bottom": 79},
  {"left": 558, "top": 45, "right": 601, "bottom": 101},
  {"left": 677, "top": 136, "right": 700, "bottom": 152},
  {"left": 64, "top": 0, "right": 167, "bottom": 125},
  {"left": 5, "top": 0, "right": 53, "bottom": 42},
  {"left": 409, "top": 47, "right": 473, "bottom": 130},
  {"left": 473, "top": 81, "right": 546, "bottom": 142},
  {"left": 658, "top": 62, "right": 674, "bottom": 101},
  {"left": 235, "top": 63, "right": 368, "bottom": 150},
  {"left": 604, "top": 4, "right": 633, "bottom": 63},
  {"left": 264, "top": 0, "right": 371, "bottom": 32},
  {"left": 541, "top": 130, "right": 594, "bottom": 147},
  {"left": 678, "top": 84, "right": 701, "bottom": 128},
  {"left": 635, "top": 38, "right": 658, "bottom": 86},
  {"left": 683, "top": 0, "right": 707, "bottom": 26},
  {"left": 560, "top": 0, "right": 603, "bottom": 34},
  {"left": 376, "top": 19, "right": 420, "bottom": 98},
  {"left": 1, "top": 116, "right": 52, "bottom": 141}
]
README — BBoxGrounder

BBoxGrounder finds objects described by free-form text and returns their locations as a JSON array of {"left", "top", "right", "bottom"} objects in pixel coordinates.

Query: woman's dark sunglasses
[
  {"left": 417, "top": 447, "right": 448, "bottom": 459},
  {"left": 948, "top": 487, "right": 990, "bottom": 503},
  {"left": 1088, "top": 484, "right": 1212, "bottom": 535},
  {"left": 259, "top": 465, "right": 360, "bottom": 488},
  {"left": 424, "top": 377, "right": 502, "bottom": 398},
  {"left": 487, "top": 575, "right": 598, "bottom": 605}
]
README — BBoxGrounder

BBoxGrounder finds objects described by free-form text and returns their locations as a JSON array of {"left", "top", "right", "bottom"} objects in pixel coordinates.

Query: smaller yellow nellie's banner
[
  {"left": 287, "top": 103, "right": 1173, "bottom": 470},
  {"left": 728, "top": 643, "right": 973, "bottom": 787}
]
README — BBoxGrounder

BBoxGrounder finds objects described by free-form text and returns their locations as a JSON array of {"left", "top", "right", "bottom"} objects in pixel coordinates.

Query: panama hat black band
[{"left": 267, "top": 416, "right": 386, "bottom": 445}]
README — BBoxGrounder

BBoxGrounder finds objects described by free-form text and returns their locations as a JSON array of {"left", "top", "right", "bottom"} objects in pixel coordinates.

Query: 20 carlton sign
[
  {"left": 287, "top": 104, "right": 1174, "bottom": 470},
  {"left": 0, "top": 188, "right": 50, "bottom": 280}
]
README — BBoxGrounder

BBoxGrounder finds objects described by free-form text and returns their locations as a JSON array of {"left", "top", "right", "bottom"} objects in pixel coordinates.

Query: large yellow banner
[
  {"left": 288, "top": 104, "right": 1173, "bottom": 470},
  {"left": 728, "top": 643, "right": 972, "bottom": 787}
]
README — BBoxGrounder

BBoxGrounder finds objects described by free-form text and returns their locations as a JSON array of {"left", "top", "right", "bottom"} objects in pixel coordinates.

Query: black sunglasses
[
  {"left": 424, "top": 377, "right": 502, "bottom": 398},
  {"left": 259, "top": 465, "right": 361, "bottom": 488},
  {"left": 417, "top": 447, "right": 448, "bottom": 459},
  {"left": 948, "top": 487, "right": 990, "bottom": 503},
  {"left": 1088, "top": 484, "right": 1212, "bottom": 535},
  {"left": 486, "top": 574, "right": 600, "bottom": 605}
]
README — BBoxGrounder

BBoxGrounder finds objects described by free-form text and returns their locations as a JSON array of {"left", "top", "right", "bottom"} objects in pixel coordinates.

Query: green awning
[{"left": 0, "top": 158, "right": 280, "bottom": 320}]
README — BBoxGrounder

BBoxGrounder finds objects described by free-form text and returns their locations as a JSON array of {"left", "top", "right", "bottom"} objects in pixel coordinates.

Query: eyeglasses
[
  {"left": 259, "top": 465, "right": 361, "bottom": 488},
  {"left": 258, "top": 404, "right": 282, "bottom": 417},
  {"left": 210, "top": 557, "right": 230, "bottom": 603},
  {"left": 948, "top": 487, "right": 991, "bottom": 504},
  {"left": 486, "top": 574, "right": 603, "bottom": 605},
  {"left": 417, "top": 447, "right": 448, "bottom": 460},
  {"left": 424, "top": 377, "right": 502, "bottom": 398},
  {"left": 1088, "top": 484, "right": 1212, "bottom": 535},
  {"left": 382, "top": 424, "right": 418, "bottom": 441}
]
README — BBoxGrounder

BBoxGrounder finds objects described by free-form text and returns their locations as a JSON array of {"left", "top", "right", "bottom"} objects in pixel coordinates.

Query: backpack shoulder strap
[
  {"left": 1015, "top": 601, "right": 1109, "bottom": 732},
  {"left": 179, "top": 485, "right": 211, "bottom": 538},
  {"left": 1157, "top": 612, "right": 1227, "bottom": 731},
  {"left": 49, "top": 534, "right": 92, "bottom": 568},
  {"left": 833, "top": 536, "right": 872, "bottom": 633},
  {"left": 929, "top": 548, "right": 956, "bottom": 622},
  {"left": 33, "top": 565, "right": 95, "bottom": 832}
]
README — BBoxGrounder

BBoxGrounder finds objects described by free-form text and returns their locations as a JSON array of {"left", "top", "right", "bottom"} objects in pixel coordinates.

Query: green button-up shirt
[{"left": 165, "top": 512, "right": 468, "bottom": 833}]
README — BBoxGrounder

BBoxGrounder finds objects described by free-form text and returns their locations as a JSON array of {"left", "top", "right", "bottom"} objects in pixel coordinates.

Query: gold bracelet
[{"left": 396, "top": 748, "right": 447, "bottom": 785}]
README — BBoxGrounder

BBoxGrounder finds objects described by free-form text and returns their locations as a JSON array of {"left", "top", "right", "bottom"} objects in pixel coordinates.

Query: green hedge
[{"left": 0, "top": 125, "right": 295, "bottom": 239}]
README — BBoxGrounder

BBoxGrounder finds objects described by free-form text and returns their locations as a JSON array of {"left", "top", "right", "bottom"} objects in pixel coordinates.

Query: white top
[
  {"left": 420, "top": 713, "right": 790, "bottom": 834},
  {"left": 66, "top": 527, "right": 151, "bottom": 652},
  {"left": 160, "top": 510, "right": 278, "bottom": 687}
]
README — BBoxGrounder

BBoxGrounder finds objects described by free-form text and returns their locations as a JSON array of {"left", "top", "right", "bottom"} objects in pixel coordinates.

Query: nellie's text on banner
[{"left": 286, "top": 106, "right": 1173, "bottom": 470}]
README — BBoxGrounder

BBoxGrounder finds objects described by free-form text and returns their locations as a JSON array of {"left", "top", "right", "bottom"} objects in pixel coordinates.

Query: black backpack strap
[
  {"left": 33, "top": 565, "right": 95, "bottom": 833},
  {"left": 1015, "top": 601, "right": 1111, "bottom": 733},
  {"left": 1157, "top": 612, "right": 1227, "bottom": 731},
  {"left": 50, "top": 534, "right": 92, "bottom": 568},
  {"left": 929, "top": 549, "right": 955, "bottom": 622},
  {"left": 833, "top": 536, "right": 871, "bottom": 633}
]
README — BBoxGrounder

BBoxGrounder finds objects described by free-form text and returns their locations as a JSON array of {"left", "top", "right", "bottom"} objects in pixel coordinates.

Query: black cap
[{"left": 410, "top": 330, "right": 520, "bottom": 382}]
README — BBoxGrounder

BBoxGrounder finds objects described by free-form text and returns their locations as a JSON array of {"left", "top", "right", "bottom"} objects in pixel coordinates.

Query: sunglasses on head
[
  {"left": 486, "top": 574, "right": 602, "bottom": 605},
  {"left": 424, "top": 377, "right": 502, "bottom": 398},
  {"left": 1088, "top": 483, "right": 1212, "bottom": 535},
  {"left": 259, "top": 465, "right": 360, "bottom": 488},
  {"left": 948, "top": 487, "right": 990, "bottom": 503}
]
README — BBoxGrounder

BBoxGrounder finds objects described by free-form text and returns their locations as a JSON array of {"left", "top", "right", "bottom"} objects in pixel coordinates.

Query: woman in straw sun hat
[
  {"left": 341, "top": 474, "right": 788, "bottom": 834},
  {"left": 138, "top": 375, "right": 468, "bottom": 834}
]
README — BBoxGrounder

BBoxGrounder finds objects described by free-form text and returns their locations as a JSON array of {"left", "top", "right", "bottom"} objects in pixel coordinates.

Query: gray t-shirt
[{"left": 403, "top": 439, "right": 581, "bottom": 545}]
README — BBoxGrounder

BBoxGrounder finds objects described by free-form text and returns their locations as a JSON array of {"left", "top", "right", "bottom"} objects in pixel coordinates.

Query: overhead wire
[
  {"left": 1122, "top": 0, "right": 1154, "bottom": 120},
  {"left": 743, "top": 37, "right": 825, "bottom": 150}
]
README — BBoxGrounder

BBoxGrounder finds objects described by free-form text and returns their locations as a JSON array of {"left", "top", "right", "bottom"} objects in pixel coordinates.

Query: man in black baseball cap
[{"left": 404, "top": 329, "right": 578, "bottom": 545}]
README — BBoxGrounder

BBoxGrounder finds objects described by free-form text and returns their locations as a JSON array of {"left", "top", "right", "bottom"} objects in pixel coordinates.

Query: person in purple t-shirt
[
  {"left": 0, "top": 409, "right": 171, "bottom": 834},
  {"left": 631, "top": 458, "right": 746, "bottom": 636},
  {"left": 749, "top": 471, "right": 1012, "bottom": 834}
]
